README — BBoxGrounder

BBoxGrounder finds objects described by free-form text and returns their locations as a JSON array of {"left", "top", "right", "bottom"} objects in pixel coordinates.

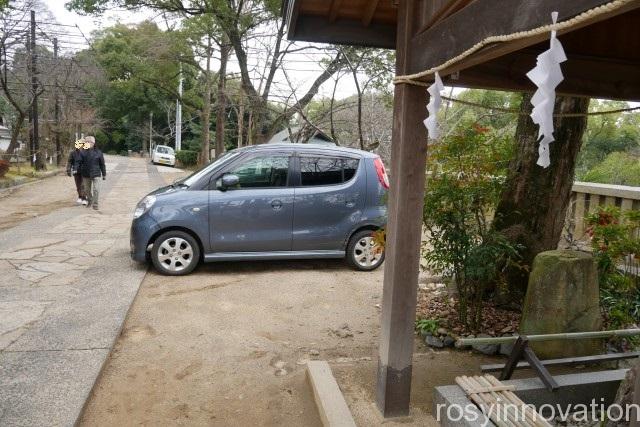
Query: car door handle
[{"left": 271, "top": 199, "right": 283, "bottom": 210}]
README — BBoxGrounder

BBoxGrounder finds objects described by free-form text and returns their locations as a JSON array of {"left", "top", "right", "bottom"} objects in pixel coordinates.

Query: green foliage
[
  {"left": 415, "top": 318, "right": 440, "bottom": 335},
  {"left": 581, "top": 152, "right": 640, "bottom": 186},
  {"left": 586, "top": 207, "right": 640, "bottom": 331},
  {"left": 423, "top": 124, "right": 521, "bottom": 329},
  {"left": 83, "top": 21, "right": 201, "bottom": 154},
  {"left": 175, "top": 150, "right": 198, "bottom": 166},
  {"left": 576, "top": 100, "right": 640, "bottom": 183},
  {"left": 444, "top": 89, "right": 521, "bottom": 132}
]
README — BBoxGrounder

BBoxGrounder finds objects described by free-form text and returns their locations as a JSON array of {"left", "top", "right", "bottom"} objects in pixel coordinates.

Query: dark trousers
[{"left": 73, "top": 174, "right": 85, "bottom": 199}]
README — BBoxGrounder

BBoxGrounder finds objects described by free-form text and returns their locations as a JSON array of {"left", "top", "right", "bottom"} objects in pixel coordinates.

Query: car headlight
[{"left": 133, "top": 195, "right": 156, "bottom": 219}]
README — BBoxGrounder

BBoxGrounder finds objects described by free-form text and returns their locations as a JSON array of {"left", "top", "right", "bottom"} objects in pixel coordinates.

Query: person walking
[
  {"left": 66, "top": 139, "right": 87, "bottom": 205},
  {"left": 79, "top": 136, "right": 106, "bottom": 211}
]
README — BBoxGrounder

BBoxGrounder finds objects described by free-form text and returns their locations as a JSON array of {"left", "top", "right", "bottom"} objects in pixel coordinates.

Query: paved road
[{"left": 0, "top": 156, "right": 168, "bottom": 426}]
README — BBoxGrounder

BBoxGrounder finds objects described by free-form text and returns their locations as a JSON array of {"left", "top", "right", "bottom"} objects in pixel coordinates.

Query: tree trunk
[
  {"left": 247, "top": 108, "right": 253, "bottom": 146},
  {"left": 352, "top": 69, "right": 364, "bottom": 150},
  {"left": 237, "top": 95, "right": 244, "bottom": 148},
  {"left": 200, "top": 36, "right": 213, "bottom": 166},
  {"left": 493, "top": 93, "right": 590, "bottom": 299},
  {"left": 6, "top": 111, "right": 25, "bottom": 155},
  {"left": 329, "top": 75, "right": 339, "bottom": 144},
  {"left": 214, "top": 41, "right": 230, "bottom": 159}
]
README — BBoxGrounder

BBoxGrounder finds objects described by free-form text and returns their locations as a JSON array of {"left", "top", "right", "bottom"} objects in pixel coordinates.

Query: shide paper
[
  {"left": 423, "top": 72, "right": 445, "bottom": 140},
  {"left": 526, "top": 12, "right": 567, "bottom": 168}
]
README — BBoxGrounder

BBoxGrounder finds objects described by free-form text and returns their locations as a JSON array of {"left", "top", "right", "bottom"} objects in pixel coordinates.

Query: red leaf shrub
[{"left": 0, "top": 160, "right": 9, "bottom": 178}]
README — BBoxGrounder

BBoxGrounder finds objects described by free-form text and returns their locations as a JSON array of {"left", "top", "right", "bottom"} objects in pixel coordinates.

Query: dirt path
[
  {"left": 80, "top": 260, "right": 386, "bottom": 426},
  {"left": 0, "top": 175, "right": 75, "bottom": 232},
  {"left": 78, "top": 253, "right": 510, "bottom": 426}
]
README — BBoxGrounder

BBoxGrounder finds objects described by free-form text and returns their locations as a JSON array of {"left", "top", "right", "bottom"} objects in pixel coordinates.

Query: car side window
[
  {"left": 300, "top": 157, "right": 360, "bottom": 186},
  {"left": 343, "top": 159, "right": 359, "bottom": 181},
  {"left": 224, "top": 155, "right": 290, "bottom": 189}
]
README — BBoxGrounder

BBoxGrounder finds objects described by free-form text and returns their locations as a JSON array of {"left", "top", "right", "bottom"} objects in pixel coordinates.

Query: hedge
[{"left": 176, "top": 150, "right": 198, "bottom": 166}]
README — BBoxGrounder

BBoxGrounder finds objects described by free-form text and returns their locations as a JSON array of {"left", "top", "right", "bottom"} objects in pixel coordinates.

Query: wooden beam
[
  {"left": 448, "top": 49, "right": 640, "bottom": 101},
  {"left": 376, "top": 0, "right": 427, "bottom": 419},
  {"left": 284, "top": 0, "right": 301, "bottom": 42},
  {"left": 408, "top": 0, "right": 640, "bottom": 76},
  {"left": 328, "top": 0, "right": 344, "bottom": 23},
  {"left": 362, "top": 0, "right": 380, "bottom": 27},
  {"left": 288, "top": 15, "right": 396, "bottom": 49},
  {"left": 417, "top": 0, "right": 471, "bottom": 35}
]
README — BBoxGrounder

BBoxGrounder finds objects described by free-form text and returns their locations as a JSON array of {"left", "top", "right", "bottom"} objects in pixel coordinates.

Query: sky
[{"left": 43, "top": 0, "right": 363, "bottom": 101}]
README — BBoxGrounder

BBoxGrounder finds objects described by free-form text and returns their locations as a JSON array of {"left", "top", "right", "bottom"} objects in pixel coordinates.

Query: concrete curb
[{"left": 306, "top": 361, "right": 357, "bottom": 427}]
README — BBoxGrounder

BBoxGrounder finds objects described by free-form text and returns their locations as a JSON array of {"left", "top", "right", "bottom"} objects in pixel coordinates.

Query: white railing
[{"left": 569, "top": 181, "right": 640, "bottom": 239}]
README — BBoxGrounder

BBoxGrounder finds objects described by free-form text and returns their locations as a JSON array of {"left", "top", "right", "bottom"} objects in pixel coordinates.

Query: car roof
[{"left": 235, "top": 143, "right": 377, "bottom": 158}]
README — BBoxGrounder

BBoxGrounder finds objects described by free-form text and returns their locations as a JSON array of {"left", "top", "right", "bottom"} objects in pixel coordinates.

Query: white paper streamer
[
  {"left": 526, "top": 11, "right": 567, "bottom": 168},
  {"left": 423, "top": 72, "right": 445, "bottom": 140}
]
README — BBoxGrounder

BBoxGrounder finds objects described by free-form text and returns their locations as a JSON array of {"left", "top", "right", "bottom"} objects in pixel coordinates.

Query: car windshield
[
  {"left": 156, "top": 146, "right": 173, "bottom": 154},
  {"left": 180, "top": 150, "right": 241, "bottom": 187}
]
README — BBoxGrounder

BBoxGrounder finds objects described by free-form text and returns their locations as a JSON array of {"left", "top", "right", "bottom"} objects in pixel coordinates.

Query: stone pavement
[{"left": 0, "top": 155, "right": 166, "bottom": 426}]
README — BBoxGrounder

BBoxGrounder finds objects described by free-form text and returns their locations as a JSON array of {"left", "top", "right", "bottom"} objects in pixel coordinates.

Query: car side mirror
[{"left": 218, "top": 174, "right": 239, "bottom": 191}]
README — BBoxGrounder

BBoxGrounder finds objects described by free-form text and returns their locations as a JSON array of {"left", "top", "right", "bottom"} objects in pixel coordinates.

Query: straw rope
[{"left": 393, "top": 0, "right": 638, "bottom": 86}]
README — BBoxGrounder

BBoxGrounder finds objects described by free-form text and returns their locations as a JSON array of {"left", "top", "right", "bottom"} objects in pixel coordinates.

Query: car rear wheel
[
  {"left": 346, "top": 230, "right": 385, "bottom": 271},
  {"left": 151, "top": 231, "right": 200, "bottom": 276}
]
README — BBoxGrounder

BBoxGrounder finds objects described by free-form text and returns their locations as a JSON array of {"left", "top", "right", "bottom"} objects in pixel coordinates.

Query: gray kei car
[{"left": 130, "top": 143, "right": 389, "bottom": 275}]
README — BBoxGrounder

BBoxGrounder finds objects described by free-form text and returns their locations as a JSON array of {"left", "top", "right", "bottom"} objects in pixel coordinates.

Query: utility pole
[
  {"left": 30, "top": 10, "right": 44, "bottom": 170},
  {"left": 53, "top": 38, "right": 61, "bottom": 166},
  {"left": 175, "top": 64, "right": 182, "bottom": 151},
  {"left": 26, "top": 33, "right": 33, "bottom": 166}
]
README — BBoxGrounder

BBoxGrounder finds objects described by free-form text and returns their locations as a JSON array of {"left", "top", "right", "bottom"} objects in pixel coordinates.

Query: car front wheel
[
  {"left": 151, "top": 231, "right": 200, "bottom": 276},
  {"left": 346, "top": 230, "right": 385, "bottom": 271}
]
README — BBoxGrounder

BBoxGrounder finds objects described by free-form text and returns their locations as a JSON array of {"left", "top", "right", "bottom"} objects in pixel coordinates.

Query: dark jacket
[
  {"left": 80, "top": 148, "right": 106, "bottom": 179},
  {"left": 66, "top": 149, "right": 83, "bottom": 175}
]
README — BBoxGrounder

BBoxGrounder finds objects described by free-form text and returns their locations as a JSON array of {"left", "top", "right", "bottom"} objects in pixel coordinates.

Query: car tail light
[{"left": 374, "top": 157, "right": 389, "bottom": 189}]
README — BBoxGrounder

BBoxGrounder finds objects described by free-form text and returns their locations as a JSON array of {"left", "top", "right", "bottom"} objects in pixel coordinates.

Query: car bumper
[{"left": 130, "top": 214, "right": 161, "bottom": 262}]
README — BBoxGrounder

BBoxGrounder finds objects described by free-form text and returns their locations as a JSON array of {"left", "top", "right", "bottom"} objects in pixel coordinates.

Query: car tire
[
  {"left": 151, "top": 230, "right": 200, "bottom": 276},
  {"left": 346, "top": 230, "right": 385, "bottom": 271}
]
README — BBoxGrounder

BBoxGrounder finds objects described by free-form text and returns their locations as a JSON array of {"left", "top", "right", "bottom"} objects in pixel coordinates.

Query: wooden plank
[
  {"left": 289, "top": 15, "right": 396, "bottom": 49},
  {"left": 306, "top": 361, "right": 357, "bottom": 427},
  {"left": 482, "top": 351, "right": 640, "bottom": 373},
  {"left": 328, "top": 0, "right": 343, "bottom": 22},
  {"left": 376, "top": 0, "right": 428, "bottom": 418},
  {"left": 362, "top": 0, "right": 380, "bottom": 27},
  {"left": 621, "top": 198, "right": 634, "bottom": 213},
  {"left": 632, "top": 359, "right": 640, "bottom": 427},
  {"left": 408, "top": 0, "right": 640, "bottom": 76}
]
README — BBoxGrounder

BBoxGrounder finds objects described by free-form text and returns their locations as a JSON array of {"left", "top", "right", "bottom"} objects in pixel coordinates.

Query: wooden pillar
[{"left": 376, "top": 0, "right": 428, "bottom": 418}]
